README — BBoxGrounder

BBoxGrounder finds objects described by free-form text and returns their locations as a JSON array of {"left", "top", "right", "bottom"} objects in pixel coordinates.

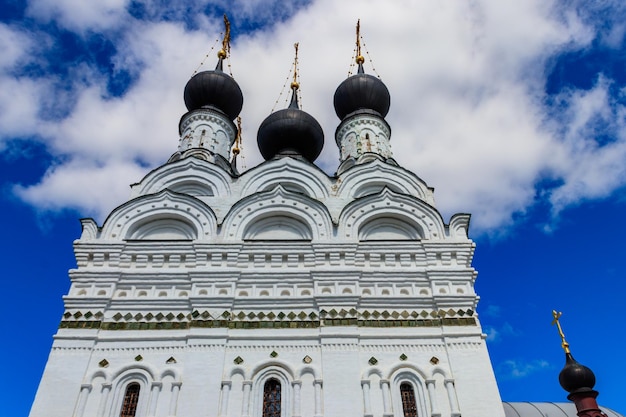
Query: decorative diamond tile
[
  {"left": 237, "top": 312, "right": 246, "bottom": 319},
  {"left": 319, "top": 309, "right": 327, "bottom": 317},
  {"left": 381, "top": 310, "right": 390, "bottom": 319},
  {"left": 349, "top": 308, "right": 358, "bottom": 316},
  {"left": 113, "top": 313, "right": 123, "bottom": 321},
  {"left": 73, "top": 311, "right": 82, "bottom": 319},
  {"left": 399, "top": 353, "right": 408, "bottom": 361},
  {"left": 277, "top": 312, "right": 286, "bottom": 319},
  {"left": 391, "top": 311, "right": 400, "bottom": 319},
  {"left": 155, "top": 313, "right": 164, "bottom": 320},
  {"left": 124, "top": 313, "right": 133, "bottom": 320},
  {"left": 303, "top": 355, "right": 312, "bottom": 364},
  {"left": 458, "top": 309, "right": 465, "bottom": 316},
  {"left": 84, "top": 311, "right": 93, "bottom": 319},
  {"left": 368, "top": 357, "right": 378, "bottom": 365},
  {"left": 258, "top": 312, "right": 266, "bottom": 319},
  {"left": 98, "top": 359, "right": 109, "bottom": 368},
  {"left": 145, "top": 313, "right": 154, "bottom": 320},
  {"left": 166, "top": 356, "right": 177, "bottom": 364},
  {"left": 202, "top": 311, "right": 211, "bottom": 318},
  {"left": 234, "top": 356, "right": 244, "bottom": 365},
  {"left": 63, "top": 312, "right": 72, "bottom": 319},
  {"left": 309, "top": 312, "right": 317, "bottom": 320},
  {"left": 135, "top": 355, "right": 143, "bottom": 362},
  {"left": 95, "top": 312, "right": 104, "bottom": 319},
  {"left": 467, "top": 309, "right": 474, "bottom": 316},
  {"left": 401, "top": 310, "right": 409, "bottom": 318},
  {"left": 429, "top": 311, "right": 438, "bottom": 318},
  {"left": 329, "top": 309, "right": 338, "bottom": 318},
  {"left": 430, "top": 356, "right": 440, "bottom": 365},
  {"left": 166, "top": 313, "right": 175, "bottom": 320},
  {"left": 192, "top": 310, "right": 200, "bottom": 318},
  {"left": 362, "top": 311, "right": 371, "bottom": 319},
  {"left": 247, "top": 312, "right": 256, "bottom": 319},
  {"left": 222, "top": 311, "right": 231, "bottom": 318},
  {"left": 287, "top": 312, "right": 296, "bottom": 320},
  {"left": 372, "top": 310, "right": 380, "bottom": 318},
  {"left": 134, "top": 313, "right": 143, "bottom": 321},
  {"left": 298, "top": 312, "right": 307, "bottom": 320},
  {"left": 267, "top": 312, "right": 276, "bottom": 320},
  {"left": 447, "top": 308, "right": 456, "bottom": 316},
  {"left": 339, "top": 309, "right": 348, "bottom": 317},
  {"left": 176, "top": 313, "right": 185, "bottom": 320},
  {"left": 420, "top": 311, "right": 428, "bottom": 318},
  {"left": 270, "top": 351, "right": 278, "bottom": 358}
]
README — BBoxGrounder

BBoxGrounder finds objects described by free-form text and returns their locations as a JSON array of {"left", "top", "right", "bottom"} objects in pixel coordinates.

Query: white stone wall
[{"left": 30, "top": 154, "right": 504, "bottom": 417}]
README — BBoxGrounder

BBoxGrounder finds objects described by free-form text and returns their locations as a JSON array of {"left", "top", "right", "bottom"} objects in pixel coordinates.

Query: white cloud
[
  {"left": 14, "top": 159, "right": 148, "bottom": 217},
  {"left": 484, "top": 322, "right": 521, "bottom": 343},
  {"left": 4, "top": 0, "right": 626, "bottom": 232},
  {"left": 497, "top": 359, "right": 551, "bottom": 379},
  {"left": 26, "top": 0, "right": 131, "bottom": 33}
]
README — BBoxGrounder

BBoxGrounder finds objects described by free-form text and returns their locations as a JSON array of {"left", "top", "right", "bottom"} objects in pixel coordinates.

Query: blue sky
[{"left": 1, "top": 0, "right": 626, "bottom": 416}]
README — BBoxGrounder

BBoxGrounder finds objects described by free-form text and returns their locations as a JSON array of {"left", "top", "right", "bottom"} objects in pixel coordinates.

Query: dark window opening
[
  {"left": 120, "top": 383, "right": 140, "bottom": 417},
  {"left": 262, "top": 379, "right": 281, "bottom": 417},
  {"left": 400, "top": 382, "right": 418, "bottom": 417}
]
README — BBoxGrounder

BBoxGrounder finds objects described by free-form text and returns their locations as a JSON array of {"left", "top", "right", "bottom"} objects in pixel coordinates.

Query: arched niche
[
  {"left": 358, "top": 216, "right": 423, "bottom": 241},
  {"left": 127, "top": 216, "right": 197, "bottom": 240},
  {"left": 168, "top": 180, "right": 214, "bottom": 196},
  {"left": 244, "top": 215, "right": 312, "bottom": 241},
  {"left": 353, "top": 182, "right": 401, "bottom": 199}
]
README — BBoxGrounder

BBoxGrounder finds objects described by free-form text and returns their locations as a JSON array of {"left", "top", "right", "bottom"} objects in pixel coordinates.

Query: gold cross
[{"left": 551, "top": 310, "right": 571, "bottom": 354}]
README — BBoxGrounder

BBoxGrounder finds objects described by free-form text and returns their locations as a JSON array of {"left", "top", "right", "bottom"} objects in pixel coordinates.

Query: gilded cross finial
[
  {"left": 218, "top": 14, "right": 231, "bottom": 59},
  {"left": 356, "top": 19, "right": 364, "bottom": 65},
  {"left": 291, "top": 42, "right": 300, "bottom": 90},
  {"left": 551, "top": 310, "right": 571, "bottom": 354}
]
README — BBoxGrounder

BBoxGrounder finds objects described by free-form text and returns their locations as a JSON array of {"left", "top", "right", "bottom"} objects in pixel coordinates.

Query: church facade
[{"left": 29, "top": 35, "right": 507, "bottom": 417}]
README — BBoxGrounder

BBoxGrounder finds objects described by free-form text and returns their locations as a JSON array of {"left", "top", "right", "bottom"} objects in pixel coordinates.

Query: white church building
[{"left": 28, "top": 24, "right": 623, "bottom": 417}]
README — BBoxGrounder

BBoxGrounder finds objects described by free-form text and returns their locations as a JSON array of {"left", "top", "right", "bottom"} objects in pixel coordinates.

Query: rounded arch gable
[
  {"left": 222, "top": 186, "right": 332, "bottom": 241},
  {"left": 239, "top": 158, "right": 331, "bottom": 199},
  {"left": 336, "top": 159, "right": 429, "bottom": 201},
  {"left": 339, "top": 189, "right": 445, "bottom": 241},
  {"left": 100, "top": 190, "right": 217, "bottom": 241},
  {"left": 132, "top": 157, "right": 232, "bottom": 198}
]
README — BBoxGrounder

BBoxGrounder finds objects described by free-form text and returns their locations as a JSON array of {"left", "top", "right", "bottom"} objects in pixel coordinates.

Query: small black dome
[
  {"left": 333, "top": 64, "right": 390, "bottom": 120},
  {"left": 257, "top": 92, "right": 324, "bottom": 163},
  {"left": 559, "top": 353, "right": 596, "bottom": 393},
  {"left": 183, "top": 64, "right": 243, "bottom": 120}
]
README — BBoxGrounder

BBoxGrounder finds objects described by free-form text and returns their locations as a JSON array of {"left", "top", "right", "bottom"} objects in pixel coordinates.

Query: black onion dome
[
  {"left": 559, "top": 353, "right": 596, "bottom": 393},
  {"left": 333, "top": 63, "right": 390, "bottom": 120},
  {"left": 257, "top": 91, "right": 324, "bottom": 162},
  {"left": 183, "top": 60, "right": 243, "bottom": 120}
]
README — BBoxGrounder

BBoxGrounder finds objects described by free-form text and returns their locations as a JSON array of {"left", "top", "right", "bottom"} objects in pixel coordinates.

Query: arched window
[
  {"left": 400, "top": 382, "right": 418, "bottom": 417},
  {"left": 120, "top": 383, "right": 140, "bottom": 417},
  {"left": 262, "top": 379, "right": 281, "bottom": 417}
]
